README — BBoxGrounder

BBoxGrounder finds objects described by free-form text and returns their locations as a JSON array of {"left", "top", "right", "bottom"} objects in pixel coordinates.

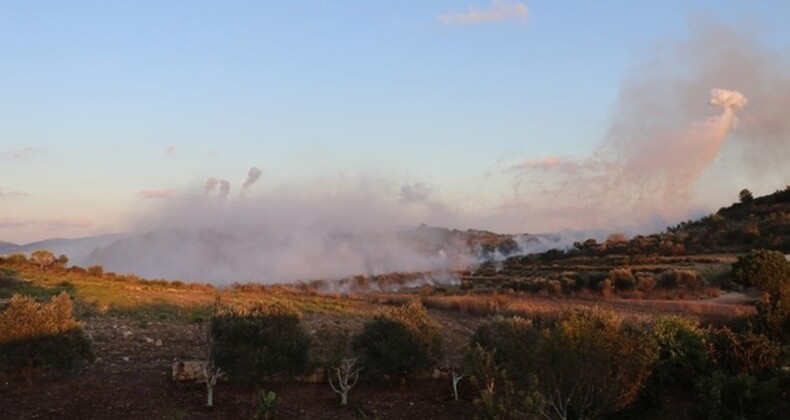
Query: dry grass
[{"left": 420, "top": 292, "right": 755, "bottom": 326}]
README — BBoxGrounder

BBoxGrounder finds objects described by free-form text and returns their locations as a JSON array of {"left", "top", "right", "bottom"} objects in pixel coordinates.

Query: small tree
[
  {"left": 328, "top": 358, "right": 361, "bottom": 406},
  {"left": 30, "top": 250, "right": 56, "bottom": 271},
  {"left": 56, "top": 254, "right": 69, "bottom": 267},
  {"left": 353, "top": 302, "right": 442, "bottom": 382},
  {"left": 739, "top": 188, "right": 754, "bottom": 204}
]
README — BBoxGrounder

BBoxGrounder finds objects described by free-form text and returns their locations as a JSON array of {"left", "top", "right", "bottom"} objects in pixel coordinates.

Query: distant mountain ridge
[{"left": 0, "top": 234, "right": 128, "bottom": 265}]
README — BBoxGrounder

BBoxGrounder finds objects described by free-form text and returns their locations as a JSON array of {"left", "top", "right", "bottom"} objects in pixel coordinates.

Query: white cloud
[{"left": 438, "top": 1, "right": 528, "bottom": 26}]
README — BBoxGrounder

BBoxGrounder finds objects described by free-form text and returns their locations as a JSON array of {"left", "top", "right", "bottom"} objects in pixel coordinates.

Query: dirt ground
[{"left": 0, "top": 311, "right": 479, "bottom": 420}]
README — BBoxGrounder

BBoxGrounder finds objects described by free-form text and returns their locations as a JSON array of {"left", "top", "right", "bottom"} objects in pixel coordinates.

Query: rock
[
  {"left": 172, "top": 360, "right": 208, "bottom": 382},
  {"left": 144, "top": 337, "right": 154, "bottom": 344},
  {"left": 154, "top": 339, "right": 163, "bottom": 347},
  {"left": 122, "top": 356, "right": 130, "bottom": 362},
  {"left": 122, "top": 330, "right": 133, "bottom": 338}
]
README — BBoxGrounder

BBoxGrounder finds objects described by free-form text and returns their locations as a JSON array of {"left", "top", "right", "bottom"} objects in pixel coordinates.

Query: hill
[{"left": 563, "top": 186, "right": 790, "bottom": 259}]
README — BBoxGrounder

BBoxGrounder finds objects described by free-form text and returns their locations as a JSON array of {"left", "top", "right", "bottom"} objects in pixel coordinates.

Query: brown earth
[{"left": 0, "top": 311, "right": 479, "bottom": 420}]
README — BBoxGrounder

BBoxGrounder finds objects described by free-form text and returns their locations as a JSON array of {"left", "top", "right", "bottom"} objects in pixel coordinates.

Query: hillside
[{"left": 568, "top": 186, "right": 790, "bottom": 258}]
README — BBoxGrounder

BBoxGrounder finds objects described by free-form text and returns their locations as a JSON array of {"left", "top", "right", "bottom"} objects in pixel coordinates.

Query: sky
[{"left": 2, "top": 1, "right": 790, "bottom": 245}]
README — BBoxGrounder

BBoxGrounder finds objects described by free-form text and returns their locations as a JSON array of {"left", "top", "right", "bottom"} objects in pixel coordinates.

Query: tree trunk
[
  {"left": 340, "top": 393, "right": 347, "bottom": 406},
  {"left": 207, "top": 384, "right": 214, "bottom": 407}
]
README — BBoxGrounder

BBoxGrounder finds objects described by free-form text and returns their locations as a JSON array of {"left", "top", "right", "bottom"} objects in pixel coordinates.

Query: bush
[
  {"left": 659, "top": 269, "right": 705, "bottom": 289},
  {"left": 469, "top": 308, "right": 658, "bottom": 419},
  {"left": 0, "top": 293, "right": 93, "bottom": 381},
  {"left": 469, "top": 316, "right": 536, "bottom": 385},
  {"left": 731, "top": 249, "right": 790, "bottom": 339},
  {"left": 650, "top": 317, "right": 711, "bottom": 386},
  {"left": 694, "top": 372, "right": 785, "bottom": 420},
  {"left": 610, "top": 268, "right": 636, "bottom": 291},
  {"left": 689, "top": 327, "right": 787, "bottom": 420},
  {"left": 210, "top": 301, "right": 310, "bottom": 383},
  {"left": 353, "top": 302, "right": 442, "bottom": 381},
  {"left": 87, "top": 265, "right": 104, "bottom": 278},
  {"left": 731, "top": 249, "right": 789, "bottom": 290},
  {"left": 632, "top": 317, "right": 711, "bottom": 413}
]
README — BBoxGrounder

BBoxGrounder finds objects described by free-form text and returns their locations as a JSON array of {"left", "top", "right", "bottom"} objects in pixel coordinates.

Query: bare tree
[
  {"left": 329, "top": 358, "right": 361, "bottom": 406},
  {"left": 451, "top": 366, "right": 464, "bottom": 401}
]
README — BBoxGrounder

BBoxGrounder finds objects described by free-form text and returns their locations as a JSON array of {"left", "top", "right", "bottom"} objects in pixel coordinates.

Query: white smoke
[{"left": 88, "top": 177, "right": 478, "bottom": 285}]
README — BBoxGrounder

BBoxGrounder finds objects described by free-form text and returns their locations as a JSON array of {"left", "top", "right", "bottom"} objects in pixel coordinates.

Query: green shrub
[
  {"left": 352, "top": 302, "right": 442, "bottom": 381},
  {"left": 210, "top": 301, "right": 310, "bottom": 383},
  {"left": 469, "top": 316, "right": 536, "bottom": 385},
  {"left": 689, "top": 327, "right": 787, "bottom": 420},
  {"left": 0, "top": 293, "right": 93, "bottom": 381},
  {"left": 731, "top": 249, "right": 789, "bottom": 290},
  {"left": 464, "top": 344, "right": 546, "bottom": 420},
  {"left": 468, "top": 308, "right": 658, "bottom": 419},
  {"left": 254, "top": 389, "right": 278, "bottom": 420},
  {"left": 731, "top": 249, "right": 790, "bottom": 339},
  {"left": 650, "top": 317, "right": 711, "bottom": 386}
]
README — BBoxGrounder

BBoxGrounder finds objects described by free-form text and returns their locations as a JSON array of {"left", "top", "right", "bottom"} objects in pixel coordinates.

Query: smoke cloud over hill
[
  {"left": 504, "top": 18, "right": 790, "bottom": 233},
  {"left": 86, "top": 19, "right": 790, "bottom": 285}
]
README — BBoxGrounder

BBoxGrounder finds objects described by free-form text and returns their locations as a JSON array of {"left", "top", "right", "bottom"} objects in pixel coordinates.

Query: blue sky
[{"left": 2, "top": 1, "right": 789, "bottom": 243}]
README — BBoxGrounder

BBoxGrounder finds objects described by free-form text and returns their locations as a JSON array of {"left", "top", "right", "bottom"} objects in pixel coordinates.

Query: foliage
[
  {"left": 0, "top": 292, "right": 93, "bottom": 379},
  {"left": 468, "top": 309, "right": 658, "bottom": 419},
  {"left": 731, "top": 249, "right": 789, "bottom": 290},
  {"left": 658, "top": 269, "right": 705, "bottom": 289},
  {"left": 30, "top": 250, "right": 56, "bottom": 271},
  {"left": 693, "top": 371, "right": 785, "bottom": 420},
  {"left": 739, "top": 188, "right": 754, "bottom": 204},
  {"left": 609, "top": 268, "right": 636, "bottom": 290},
  {"left": 650, "top": 317, "right": 711, "bottom": 386},
  {"left": 469, "top": 316, "right": 536, "bottom": 385},
  {"left": 731, "top": 249, "right": 790, "bottom": 338},
  {"left": 352, "top": 302, "right": 442, "bottom": 381},
  {"left": 210, "top": 301, "right": 310, "bottom": 383},
  {"left": 254, "top": 389, "right": 278, "bottom": 420},
  {"left": 688, "top": 327, "right": 787, "bottom": 420},
  {"left": 464, "top": 344, "right": 546, "bottom": 420}
]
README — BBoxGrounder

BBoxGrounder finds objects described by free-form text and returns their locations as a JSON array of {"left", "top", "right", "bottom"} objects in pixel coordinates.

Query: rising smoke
[
  {"left": 503, "top": 18, "right": 790, "bottom": 234},
  {"left": 88, "top": 173, "right": 481, "bottom": 285},
  {"left": 87, "top": 19, "right": 789, "bottom": 285}
]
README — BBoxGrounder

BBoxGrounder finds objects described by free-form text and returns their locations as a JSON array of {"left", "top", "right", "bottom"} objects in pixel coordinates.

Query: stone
[{"left": 172, "top": 360, "right": 208, "bottom": 382}]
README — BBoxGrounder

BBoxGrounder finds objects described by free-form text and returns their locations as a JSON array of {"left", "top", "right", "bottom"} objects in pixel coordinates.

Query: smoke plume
[
  {"left": 88, "top": 176, "right": 477, "bottom": 285},
  {"left": 242, "top": 167, "right": 263, "bottom": 190},
  {"left": 503, "top": 18, "right": 790, "bottom": 233}
]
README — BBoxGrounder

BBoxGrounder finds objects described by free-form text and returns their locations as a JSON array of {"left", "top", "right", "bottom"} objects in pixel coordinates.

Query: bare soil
[{"left": 0, "top": 312, "right": 478, "bottom": 419}]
